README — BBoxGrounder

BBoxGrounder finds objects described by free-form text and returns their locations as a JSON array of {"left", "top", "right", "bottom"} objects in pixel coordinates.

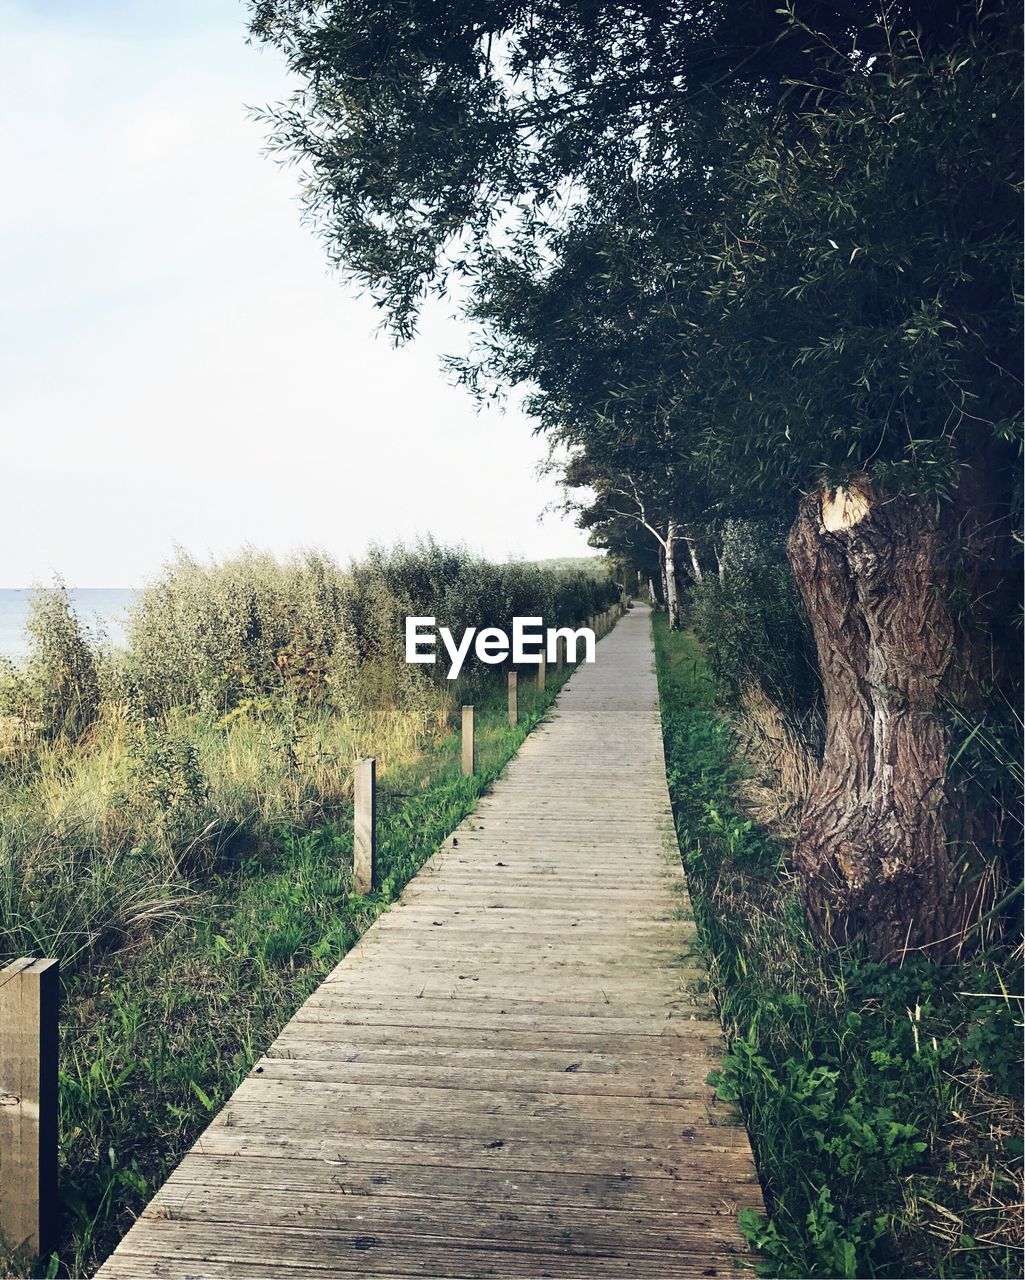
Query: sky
[{"left": 0, "top": 0, "right": 594, "bottom": 587}]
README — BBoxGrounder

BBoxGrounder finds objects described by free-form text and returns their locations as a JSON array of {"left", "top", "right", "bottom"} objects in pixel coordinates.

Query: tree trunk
[
  {"left": 664, "top": 522, "right": 682, "bottom": 629},
  {"left": 648, "top": 577, "right": 656, "bottom": 605},
  {"left": 786, "top": 479, "right": 971, "bottom": 960},
  {"left": 683, "top": 534, "right": 704, "bottom": 584}
]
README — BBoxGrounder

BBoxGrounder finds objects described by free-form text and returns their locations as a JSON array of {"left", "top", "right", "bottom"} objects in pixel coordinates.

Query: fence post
[
  {"left": 353, "top": 757, "right": 376, "bottom": 894},
  {"left": 0, "top": 957, "right": 59, "bottom": 1263},
  {"left": 461, "top": 705, "right": 475, "bottom": 776},
  {"left": 555, "top": 634, "right": 565, "bottom": 674},
  {"left": 537, "top": 652, "right": 546, "bottom": 693},
  {"left": 507, "top": 670, "right": 517, "bottom": 727}
]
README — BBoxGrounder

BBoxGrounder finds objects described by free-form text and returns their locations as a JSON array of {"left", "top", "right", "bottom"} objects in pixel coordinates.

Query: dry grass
[{"left": 733, "top": 682, "right": 820, "bottom": 837}]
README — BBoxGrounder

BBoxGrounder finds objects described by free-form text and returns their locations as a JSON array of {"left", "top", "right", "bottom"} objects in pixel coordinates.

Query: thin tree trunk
[
  {"left": 786, "top": 479, "right": 970, "bottom": 960},
  {"left": 664, "top": 522, "right": 682, "bottom": 630},
  {"left": 683, "top": 535, "right": 704, "bottom": 584},
  {"left": 648, "top": 577, "right": 656, "bottom": 604}
]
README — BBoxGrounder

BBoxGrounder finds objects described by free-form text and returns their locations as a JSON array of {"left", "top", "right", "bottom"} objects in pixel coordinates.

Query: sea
[{"left": 0, "top": 588, "right": 138, "bottom": 664}]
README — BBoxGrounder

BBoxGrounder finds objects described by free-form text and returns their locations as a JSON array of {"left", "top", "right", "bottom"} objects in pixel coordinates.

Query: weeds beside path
[{"left": 652, "top": 617, "right": 1023, "bottom": 1280}]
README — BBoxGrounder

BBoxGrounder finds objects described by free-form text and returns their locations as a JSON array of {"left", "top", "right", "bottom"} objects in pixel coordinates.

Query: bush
[
  {"left": 22, "top": 582, "right": 101, "bottom": 741},
  {"left": 116, "top": 542, "right": 618, "bottom": 719},
  {"left": 689, "top": 522, "right": 821, "bottom": 725}
]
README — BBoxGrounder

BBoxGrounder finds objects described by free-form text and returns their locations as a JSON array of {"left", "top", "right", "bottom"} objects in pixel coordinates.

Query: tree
[{"left": 251, "top": 0, "right": 1022, "bottom": 958}]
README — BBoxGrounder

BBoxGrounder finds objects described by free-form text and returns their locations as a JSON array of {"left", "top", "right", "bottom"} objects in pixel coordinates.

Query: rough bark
[{"left": 786, "top": 479, "right": 972, "bottom": 960}]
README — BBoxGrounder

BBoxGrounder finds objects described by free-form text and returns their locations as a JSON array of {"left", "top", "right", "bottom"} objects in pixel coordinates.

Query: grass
[
  {"left": 652, "top": 616, "right": 1023, "bottom": 1279},
  {"left": 3, "top": 664, "right": 572, "bottom": 1279}
]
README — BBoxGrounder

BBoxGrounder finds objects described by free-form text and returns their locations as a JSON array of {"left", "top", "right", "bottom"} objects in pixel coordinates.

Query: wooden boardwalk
[{"left": 98, "top": 604, "right": 762, "bottom": 1279}]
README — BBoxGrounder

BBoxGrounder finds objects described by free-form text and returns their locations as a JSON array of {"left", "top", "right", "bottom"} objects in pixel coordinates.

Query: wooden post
[
  {"left": 461, "top": 705, "right": 475, "bottom": 776},
  {"left": 507, "top": 670, "right": 517, "bottom": 727},
  {"left": 0, "top": 958, "right": 59, "bottom": 1262},
  {"left": 537, "top": 653, "right": 546, "bottom": 693},
  {"left": 353, "top": 757, "right": 376, "bottom": 894},
  {"left": 555, "top": 635, "right": 565, "bottom": 674}
]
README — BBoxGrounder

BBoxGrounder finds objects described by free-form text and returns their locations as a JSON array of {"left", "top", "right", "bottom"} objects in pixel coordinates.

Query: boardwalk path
[{"left": 99, "top": 604, "right": 762, "bottom": 1279}]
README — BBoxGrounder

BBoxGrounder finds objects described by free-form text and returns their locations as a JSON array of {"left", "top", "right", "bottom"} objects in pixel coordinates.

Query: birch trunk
[{"left": 664, "top": 522, "right": 682, "bottom": 630}]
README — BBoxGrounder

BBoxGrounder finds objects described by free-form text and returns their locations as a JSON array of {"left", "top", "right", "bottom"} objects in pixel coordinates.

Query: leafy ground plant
[{"left": 652, "top": 616, "right": 1023, "bottom": 1280}]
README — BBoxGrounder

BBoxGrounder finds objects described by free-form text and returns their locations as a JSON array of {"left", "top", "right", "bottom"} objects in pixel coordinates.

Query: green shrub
[
  {"left": 688, "top": 522, "right": 821, "bottom": 726},
  {"left": 23, "top": 583, "right": 101, "bottom": 741},
  {"left": 116, "top": 542, "right": 618, "bottom": 718}
]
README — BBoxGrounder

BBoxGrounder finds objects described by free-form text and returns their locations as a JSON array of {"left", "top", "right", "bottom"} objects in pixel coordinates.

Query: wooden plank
[
  {"left": 106, "top": 1220, "right": 748, "bottom": 1278},
  {"left": 250, "top": 1056, "right": 721, "bottom": 1100},
  {"left": 268, "top": 1021, "right": 727, "bottom": 1054},
  {"left": 266, "top": 1033, "right": 725, "bottom": 1068},
  {"left": 144, "top": 1184, "right": 756, "bottom": 1252},
  {"left": 157, "top": 1153, "right": 760, "bottom": 1209},
  {"left": 289, "top": 1007, "right": 719, "bottom": 1035},
  {"left": 222, "top": 1076, "right": 738, "bottom": 1121},
  {"left": 188, "top": 1128, "right": 758, "bottom": 1176},
  {"left": 201, "top": 1108, "right": 745, "bottom": 1158}
]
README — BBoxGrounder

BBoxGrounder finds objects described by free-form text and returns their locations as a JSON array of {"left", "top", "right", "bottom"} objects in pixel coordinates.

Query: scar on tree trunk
[{"left": 786, "top": 479, "right": 978, "bottom": 961}]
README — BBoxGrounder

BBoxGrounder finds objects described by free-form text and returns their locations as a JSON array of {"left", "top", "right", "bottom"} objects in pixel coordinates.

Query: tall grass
[{"left": 0, "top": 543, "right": 616, "bottom": 968}]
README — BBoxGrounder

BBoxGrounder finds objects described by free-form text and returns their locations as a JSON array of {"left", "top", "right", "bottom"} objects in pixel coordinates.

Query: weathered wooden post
[
  {"left": 353, "top": 757, "right": 376, "bottom": 894},
  {"left": 555, "top": 635, "right": 565, "bottom": 674},
  {"left": 537, "top": 653, "right": 546, "bottom": 693},
  {"left": 461, "top": 705, "right": 475, "bottom": 776},
  {"left": 0, "top": 957, "right": 59, "bottom": 1262},
  {"left": 507, "top": 670, "right": 517, "bottom": 727}
]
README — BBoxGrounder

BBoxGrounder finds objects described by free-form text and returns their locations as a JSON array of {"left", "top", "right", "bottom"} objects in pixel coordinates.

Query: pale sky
[{"left": 0, "top": 0, "right": 594, "bottom": 587}]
